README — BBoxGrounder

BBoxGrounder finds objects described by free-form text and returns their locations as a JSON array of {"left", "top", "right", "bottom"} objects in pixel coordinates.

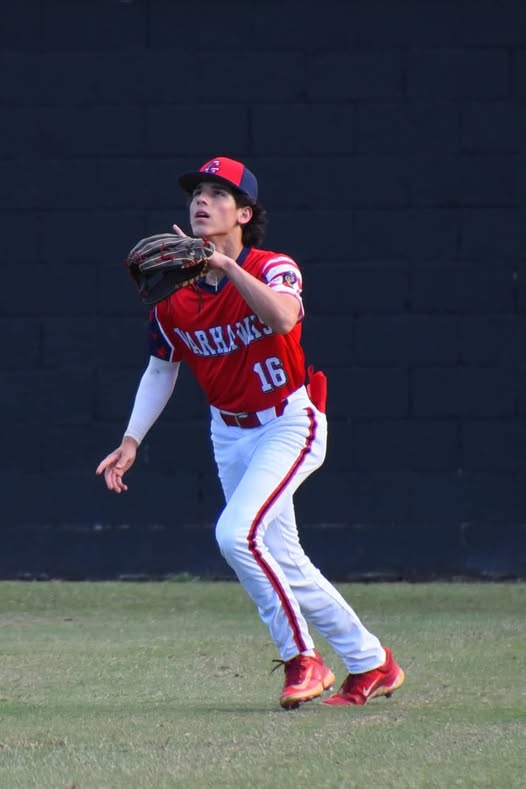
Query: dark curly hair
[{"left": 234, "top": 195, "right": 268, "bottom": 248}]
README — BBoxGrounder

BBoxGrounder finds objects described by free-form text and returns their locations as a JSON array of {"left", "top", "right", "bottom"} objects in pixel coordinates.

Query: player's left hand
[{"left": 172, "top": 224, "right": 230, "bottom": 274}]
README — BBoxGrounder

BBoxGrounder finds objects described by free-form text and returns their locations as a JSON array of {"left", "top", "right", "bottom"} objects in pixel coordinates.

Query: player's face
[{"left": 189, "top": 182, "right": 250, "bottom": 238}]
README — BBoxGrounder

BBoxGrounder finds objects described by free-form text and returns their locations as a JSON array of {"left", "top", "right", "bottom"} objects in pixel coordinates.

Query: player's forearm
[
  {"left": 222, "top": 257, "right": 300, "bottom": 334},
  {"left": 124, "top": 356, "right": 180, "bottom": 445}
]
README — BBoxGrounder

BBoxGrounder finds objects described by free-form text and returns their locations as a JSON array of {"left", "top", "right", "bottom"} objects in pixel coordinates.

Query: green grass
[{"left": 0, "top": 581, "right": 524, "bottom": 788}]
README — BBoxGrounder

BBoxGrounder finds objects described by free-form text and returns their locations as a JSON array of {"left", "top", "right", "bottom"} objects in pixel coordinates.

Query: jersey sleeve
[
  {"left": 148, "top": 305, "right": 182, "bottom": 362},
  {"left": 260, "top": 254, "right": 304, "bottom": 318}
]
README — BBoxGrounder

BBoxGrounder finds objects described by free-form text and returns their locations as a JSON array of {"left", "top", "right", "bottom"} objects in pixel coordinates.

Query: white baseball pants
[{"left": 211, "top": 386, "right": 384, "bottom": 673}]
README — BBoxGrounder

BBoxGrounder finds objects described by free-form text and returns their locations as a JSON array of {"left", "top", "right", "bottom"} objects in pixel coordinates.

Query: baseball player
[{"left": 96, "top": 156, "right": 405, "bottom": 708}]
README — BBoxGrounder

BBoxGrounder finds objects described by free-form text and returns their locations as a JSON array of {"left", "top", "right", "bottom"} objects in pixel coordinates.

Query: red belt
[{"left": 220, "top": 399, "right": 288, "bottom": 428}]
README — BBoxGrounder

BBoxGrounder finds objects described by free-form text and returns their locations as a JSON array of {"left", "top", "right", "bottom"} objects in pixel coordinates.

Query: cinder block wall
[{"left": 1, "top": 0, "right": 525, "bottom": 578}]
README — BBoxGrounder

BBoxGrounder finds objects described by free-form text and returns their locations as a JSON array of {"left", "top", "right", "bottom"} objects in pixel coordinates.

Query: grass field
[{"left": 0, "top": 580, "right": 524, "bottom": 789}]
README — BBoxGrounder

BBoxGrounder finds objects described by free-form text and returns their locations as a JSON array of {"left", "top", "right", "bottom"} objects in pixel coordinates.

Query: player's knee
[
  {"left": 215, "top": 511, "right": 252, "bottom": 561},
  {"left": 215, "top": 524, "right": 243, "bottom": 561}
]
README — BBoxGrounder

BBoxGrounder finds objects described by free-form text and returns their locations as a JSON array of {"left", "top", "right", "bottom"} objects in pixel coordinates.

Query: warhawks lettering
[{"left": 174, "top": 313, "right": 273, "bottom": 357}]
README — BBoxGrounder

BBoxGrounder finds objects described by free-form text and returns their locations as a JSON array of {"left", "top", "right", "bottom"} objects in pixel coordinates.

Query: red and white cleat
[
  {"left": 323, "top": 647, "right": 405, "bottom": 706},
  {"left": 276, "top": 652, "right": 335, "bottom": 709}
]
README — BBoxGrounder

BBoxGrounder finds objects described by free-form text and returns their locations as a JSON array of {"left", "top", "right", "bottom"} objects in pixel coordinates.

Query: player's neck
[{"left": 207, "top": 233, "right": 243, "bottom": 261}]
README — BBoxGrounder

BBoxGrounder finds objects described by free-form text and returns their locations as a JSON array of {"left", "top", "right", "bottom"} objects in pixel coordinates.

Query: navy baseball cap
[{"left": 179, "top": 156, "right": 258, "bottom": 203}]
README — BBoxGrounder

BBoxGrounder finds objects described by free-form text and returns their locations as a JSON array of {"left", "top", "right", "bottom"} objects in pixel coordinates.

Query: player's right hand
[{"left": 96, "top": 436, "right": 138, "bottom": 493}]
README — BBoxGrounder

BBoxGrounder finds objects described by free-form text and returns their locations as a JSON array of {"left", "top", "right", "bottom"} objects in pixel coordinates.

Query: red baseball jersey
[{"left": 149, "top": 247, "right": 306, "bottom": 412}]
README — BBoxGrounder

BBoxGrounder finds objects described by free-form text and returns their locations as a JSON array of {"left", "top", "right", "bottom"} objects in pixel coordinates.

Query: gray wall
[{"left": 1, "top": 0, "right": 525, "bottom": 578}]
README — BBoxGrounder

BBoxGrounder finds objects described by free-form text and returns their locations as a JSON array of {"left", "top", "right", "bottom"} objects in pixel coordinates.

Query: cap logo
[{"left": 202, "top": 159, "right": 221, "bottom": 174}]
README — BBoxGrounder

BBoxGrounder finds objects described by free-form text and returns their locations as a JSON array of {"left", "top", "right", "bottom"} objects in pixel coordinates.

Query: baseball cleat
[
  {"left": 322, "top": 646, "right": 405, "bottom": 706},
  {"left": 314, "top": 650, "right": 336, "bottom": 691},
  {"left": 275, "top": 652, "right": 335, "bottom": 709}
]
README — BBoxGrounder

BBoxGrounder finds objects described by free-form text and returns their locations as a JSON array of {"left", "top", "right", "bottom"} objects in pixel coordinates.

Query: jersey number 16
[{"left": 253, "top": 356, "right": 288, "bottom": 392}]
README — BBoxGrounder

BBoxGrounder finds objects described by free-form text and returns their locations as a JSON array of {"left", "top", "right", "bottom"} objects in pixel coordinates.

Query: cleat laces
[{"left": 272, "top": 655, "right": 309, "bottom": 685}]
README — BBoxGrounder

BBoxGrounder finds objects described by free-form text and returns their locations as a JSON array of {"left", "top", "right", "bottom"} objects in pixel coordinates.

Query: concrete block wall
[{"left": 1, "top": 0, "right": 525, "bottom": 578}]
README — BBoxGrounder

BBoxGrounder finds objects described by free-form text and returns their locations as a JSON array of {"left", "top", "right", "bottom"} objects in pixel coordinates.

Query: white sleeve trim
[
  {"left": 268, "top": 285, "right": 305, "bottom": 320},
  {"left": 124, "top": 356, "right": 180, "bottom": 445}
]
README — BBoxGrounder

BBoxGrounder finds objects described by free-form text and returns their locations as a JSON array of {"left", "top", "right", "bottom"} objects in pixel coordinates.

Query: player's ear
[{"left": 237, "top": 205, "right": 253, "bottom": 226}]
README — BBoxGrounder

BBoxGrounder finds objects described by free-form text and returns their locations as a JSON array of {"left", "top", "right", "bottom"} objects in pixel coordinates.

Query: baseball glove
[{"left": 126, "top": 233, "right": 215, "bottom": 305}]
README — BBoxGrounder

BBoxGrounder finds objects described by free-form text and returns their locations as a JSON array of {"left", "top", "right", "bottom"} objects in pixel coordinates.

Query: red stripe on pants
[{"left": 247, "top": 408, "right": 317, "bottom": 655}]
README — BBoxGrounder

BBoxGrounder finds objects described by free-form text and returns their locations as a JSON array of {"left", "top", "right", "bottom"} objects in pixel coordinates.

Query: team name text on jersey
[{"left": 174, "top": 313, "right": 273, "bottom": 357}]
